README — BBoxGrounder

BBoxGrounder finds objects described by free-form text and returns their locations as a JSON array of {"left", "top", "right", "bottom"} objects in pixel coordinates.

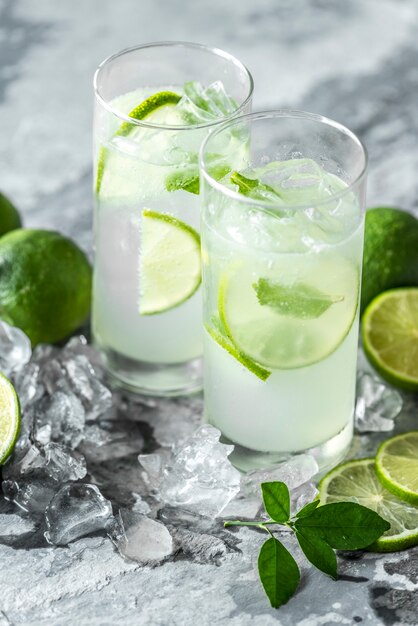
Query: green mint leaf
[
  {"left": 295, "top": 500, "right": 320, "bottom": 519},
  {"left": 295, "top": 529, "right": 337, "bottom": 580},
  {"left": 258, "top": 537, "right": 300, "bottom": 609},
  {"left": 165, "top": 167, "right": 200, "bottom": 195},
  {"left": 261, "top": 482, "right": 290, "bottom": 523},
  {"left": 294, "top": 502, "right": 391, "bottom": 550},
  {"left": 253, "top": 278, "right": 343, "bottom": 320},
  {"left": 230, "top": 171, "right": 283, "bottom": 203}
]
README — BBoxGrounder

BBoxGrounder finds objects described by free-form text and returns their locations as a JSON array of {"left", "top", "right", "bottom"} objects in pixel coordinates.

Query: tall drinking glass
[
  {"left": 93, "top": 42, "right": 253, "bottom": 395},
  {"left": 200, "top": 111, "right": 367, "bottom": 472}
]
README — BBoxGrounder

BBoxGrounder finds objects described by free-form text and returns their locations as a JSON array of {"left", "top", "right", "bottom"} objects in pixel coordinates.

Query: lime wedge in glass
[
  {"left": 139, "top": 209, "right": 201, "bottom": 316},
  {"left": 0, "top": 372, "right": 20, "bottom": 464},
  {"left": 376, "top": 432, "right": 418, "bottom": 505},
  {"left": 362, "top": 288, "right": 418, "bottom": 391},
  {"left": 218, "top": 256, "right": 359, "bottom": 369},
  {"left": 96, "top": 91, "right": 181, "bottom": 194},
  {"left": 319, "top": 458, "right": 418, "bottom": 552}
]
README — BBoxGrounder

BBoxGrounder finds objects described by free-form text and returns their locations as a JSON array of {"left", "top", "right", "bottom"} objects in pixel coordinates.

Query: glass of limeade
[
  {"left": 200, "top": 111, "right": 367, "bottom": 472},
  {"left": 92, "top": 42, "right": 253, "bottom": 395}
]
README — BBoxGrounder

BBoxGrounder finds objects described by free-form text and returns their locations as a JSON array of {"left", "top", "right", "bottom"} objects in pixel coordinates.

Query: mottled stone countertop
[{"left": 1, "top": 1, "right": 418, "bottom": 624}]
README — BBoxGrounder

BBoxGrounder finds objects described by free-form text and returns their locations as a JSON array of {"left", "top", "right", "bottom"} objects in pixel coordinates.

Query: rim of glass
[
  {"left": 199, "top": 109, "right": 368, "bottom": 211},
  {"left": 93, "top": 41, "right": 254, "bottom": 131}
]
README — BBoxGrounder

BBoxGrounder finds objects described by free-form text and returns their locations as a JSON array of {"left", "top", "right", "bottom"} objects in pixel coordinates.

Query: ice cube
[
  {"left": 138, "top": 396, "right": 202, "bottom": 448},
  {"left": 2, "top": 478, "right": 58, "bottom": 514},
  {"left": 43, "top": 443, "right": 87, "bottom": 482},
  {"left": 241, "top": 454, "right": 319, "bottom": 499},
  {"left": 355, "top": 371, "right": 403, "bottom": 433},
  {"left": 178, "top": 80, "right": 237, "bottom": 124},
  {"left": 12, "top": 362, "right": 44, "bottom": 410},
  {"left": 115, "top": 510, "right": 173, "bottom": 564},
  {"left": 33, "top": 391, "right": 85, "bottom": 449},
  {"left": 44, "top": 483, "right": 114, "bottom": 546},
  {"left": 31, "top": 343, "right": 58, "bottom": 365},
  {"left": 291, "top": 482, "right": 319, "bottom": 513},
  {"left": 0, "top": 321, "right": 31, "bottom": 376},
  {"left": 60, "top": 355, "right": 112, "bottom": 421},
  {"left": 139, "top": 425, "right": 241, "bottom": 517},
  {"left": 80, "top": 420, "right": 144, "bottom": 463},
  {"left": 61, "top": 335, "right": 104, "bottom": 371}
]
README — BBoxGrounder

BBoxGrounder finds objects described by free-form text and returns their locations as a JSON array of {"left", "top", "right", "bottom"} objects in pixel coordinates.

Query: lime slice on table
[
  {"left": 362, "top": 288, "right": 418, "bottom": 391},
  {"left": 95, "top": 91, "right": 181, "bottom": 194},
  {"left": 219, "top": 256, "right": 359, "bottom": 369},
  {"left": 139, "top": 209, "right": 201, "bottom": 316},
  {"left": 376, "top": 432, "right": 418, "bottom": 505},
  {"left": 319, "top": 458, "right": 418, "bottom": 552},
  {"left": 0, "top": 373, "right": 20, "bottom": 464}
]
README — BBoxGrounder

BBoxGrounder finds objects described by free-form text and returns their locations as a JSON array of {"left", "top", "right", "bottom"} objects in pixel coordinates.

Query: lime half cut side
[
  {"left": 139, "top": 209, "right": 201, "bottom": 316},
  {"left": 219, "top": 255, "right": 359, "bottom": 369},
  {"left": 362, "top": 288, "right": 418, "bottom": 391},
  {"left": 319, "top": 458, "right": 418, "bottom": 552},
  {"left": 376, "top": 432, "right": 418, "bottom": 505},
  {"left": 0, "top": 373, "right": 20, "bottom": 464}
]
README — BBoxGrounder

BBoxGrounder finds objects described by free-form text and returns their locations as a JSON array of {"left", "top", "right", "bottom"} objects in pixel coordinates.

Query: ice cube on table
[
  {"left": 3, "top": 478, "right": 58, "bottom": 514},
  {"left": 139, "top": 425, "right": 241, "bottom": 517},
  {"left": 0, "top": 321, "right": 31, "bottom": 376},
  {"left": 355, "top": 371, "right": 403, "bottom": 433},
  {"left": 44, "top": 483, "right": 114, "bottom": 546},
  {"left": 115, "top": 510, "right": 173, "bottom": 564},
  {"left": 43, "top": 443, "right": 87, "bottom": 482},
  {"left": 241, "top": 454, "right": 319, "bottom": 498},
  {"left": 33, "top": 391, "right": 85, "bottom": 449},
  {"left": 80, "top": 420, "right": 145, "bottom": 463},
  {"left": 61, "top": 355, "right": 112, "bottom": 420},
  {"left": 12, "top": 362, "right": 44, "bottom": 410}
]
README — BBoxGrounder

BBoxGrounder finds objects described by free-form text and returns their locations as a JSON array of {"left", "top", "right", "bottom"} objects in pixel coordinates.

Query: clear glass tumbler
[
  {"left": 200, "top": 111, "right": 367, "bottom": 472},
  {"left": 92, "top": 42, "right": 253, "bottom": 395}
]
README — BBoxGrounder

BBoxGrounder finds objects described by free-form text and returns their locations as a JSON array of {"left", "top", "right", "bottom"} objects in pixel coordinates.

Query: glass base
[
  {"left": 100, "top": 346, "right": 203, "bottom": 396},
  {"left": 222, "top": 419, "right": 353, "bottom": 474}
]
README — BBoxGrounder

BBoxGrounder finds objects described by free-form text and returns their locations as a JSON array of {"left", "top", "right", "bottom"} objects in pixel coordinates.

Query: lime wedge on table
[
  {"left": 376, "top": 432, "right": 418, "bottom": 505},
  {"left": 0, "top": 373, "right": 20, "bottom": 464},
  {"left": 218, "top": 256, "right": 359, "bottom": 369},
  {"left": 139, "top": 209, "right": 201, "bottom": 316},
  {"left": 362, "top": 288, "right": 418, "bottom": 391},
  {"left": 95, "top": 91, "right": 181, "bottom": 194},
  {"left": 319, "top": 458, "right": 418, "bottom": 552}
]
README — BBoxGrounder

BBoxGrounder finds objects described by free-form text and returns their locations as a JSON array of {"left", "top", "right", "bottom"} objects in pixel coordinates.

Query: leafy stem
[{"left": 223, "top": 481, "right": 390, "bottom": 610}]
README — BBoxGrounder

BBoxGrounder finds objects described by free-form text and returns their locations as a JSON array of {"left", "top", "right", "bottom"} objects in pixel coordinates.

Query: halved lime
[
  {"left": 376, "top": 432, "right": 418, "bottom": 505},
  {"left": 319, "top": 458, "right": 418, "bottom": 552},
  {"left": 205, "top": 321, "right": 271, "bottom": 382},
  {"left": 96, "top": 91, "right": 181, "bottom": 194},
  {"left": 139, "top": 209, "right": 201, "bottom": 315},
  {"left": 0, "top": 373, "right": 20, "bottom": 464},
  {"left": 362, "top": 288, "right": 418, "bottom": 391},
  {"left": 219, "top": 256, "right": 359, "bottom": 369}
]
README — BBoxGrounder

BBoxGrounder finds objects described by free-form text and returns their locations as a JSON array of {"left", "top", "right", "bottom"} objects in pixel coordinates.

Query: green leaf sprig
[{"left": 224, "top": 481, "right": 390, "bottom": 609}]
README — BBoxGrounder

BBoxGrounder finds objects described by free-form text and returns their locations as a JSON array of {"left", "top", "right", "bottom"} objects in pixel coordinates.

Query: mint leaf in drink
[
  {"left": 253, "top": 278, "right": 344, "bottom": 320},
  {"left": 295, "top": 500, "right": 320, "bottom": 518},
  {"left": 166, "top": 157, "right": 230, "bottom": 195},
  {"left": 230, "top": 171, "right": 283, "bottom": 203},
  {"left": 261, "top": 482, "right": 290, "bottom": 523},
  {"left": 258, "top": 537, "right": 300, "bottom": 609},
  {"left": 294, "top": 502, "right": 391, "bottom": 549},
  {"left": 295, "top": 529, "right": 337, "bottom": 580}
]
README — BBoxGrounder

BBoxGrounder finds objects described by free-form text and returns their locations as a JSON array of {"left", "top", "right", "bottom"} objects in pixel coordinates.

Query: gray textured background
[{"left": 1, "top": 1, "right": 418, "bottom": 624}]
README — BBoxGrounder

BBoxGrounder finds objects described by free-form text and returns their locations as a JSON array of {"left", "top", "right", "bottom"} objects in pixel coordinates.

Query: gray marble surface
[{"left": 1, "top": 0, "right": 418, "bottom": 624}]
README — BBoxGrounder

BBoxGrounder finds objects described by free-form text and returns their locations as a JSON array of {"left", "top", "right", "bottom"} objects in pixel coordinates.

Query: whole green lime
[
  {"left": 361, "top": 207, "right": 418, "bottom": 314},
  {"left": 0, "top": 192, "right": 22, "bottom": 237},
  {"left": 0, "top": 229, "right": 92, "bottom": 345}
]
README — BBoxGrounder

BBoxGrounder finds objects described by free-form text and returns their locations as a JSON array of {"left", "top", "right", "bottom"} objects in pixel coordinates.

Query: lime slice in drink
[
  {"left": 139, "top": 209, "right": 201, "bottom": 315},
  {"left": 219, "top": 256, "right": 359, "bottom": 369},
  {"left": 362, "top": 288, "right": 418, "bottom": 391},
  {"left": 205, "top": 320, "right": 271, "bottom": 382},
  {"left": 376, "top": 432, "right": 418, "bottom": 505},
  {"left": 319, "top": 458, "right": 418, "bottom": 552},
  {"left": 96, "top": 91, "right": 181, "bottom": 194},
  {"left": 0, "top": 373, "right": 20, "bottom": 464}
]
